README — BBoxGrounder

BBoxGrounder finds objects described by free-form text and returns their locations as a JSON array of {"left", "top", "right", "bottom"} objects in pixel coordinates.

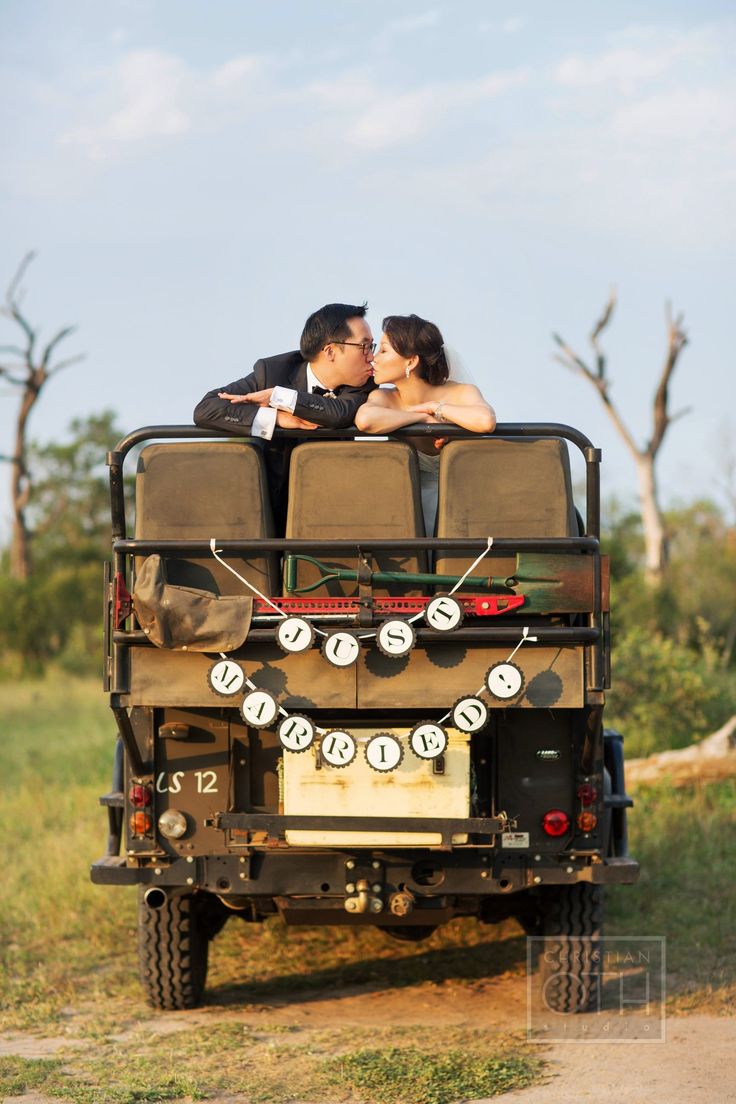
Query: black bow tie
[{"left": 313, "top": 385, "right": 338, "bottom": 398}]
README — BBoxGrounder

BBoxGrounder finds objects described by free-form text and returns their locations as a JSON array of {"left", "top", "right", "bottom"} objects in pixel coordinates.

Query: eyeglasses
[{"left": 331, "top": 340, "right": 376, "bottom": 356}]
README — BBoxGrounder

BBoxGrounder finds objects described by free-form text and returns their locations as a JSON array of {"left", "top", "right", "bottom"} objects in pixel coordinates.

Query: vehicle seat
[
  {"left": 135, "top": 442, "right": 278, "bottom": 596},
  {"left": 284, "top": 441, "right": 427, "bottom": 596},
  {"left": 434, "top": 438, "right": 578, "bottom": 582}
]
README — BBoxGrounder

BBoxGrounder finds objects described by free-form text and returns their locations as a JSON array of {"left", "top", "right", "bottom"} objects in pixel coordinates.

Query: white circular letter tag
[
  {"left": 322, "top": 631, "right": 361, "bottom": 668},
  {"left": 451, "top": 696, "right": 489, "bottom": 733},
  {"left": 241, "top": 689, "right": 279, "bottom": 729},
  {"left": 409, "top": 723, "right": 448, "bottom": 761},
  {"left": 320, "top": 730, "right": 357, "bottom": 768},
  {"left": 425, "top": 595, "right": 464, "bottom": 633},
  {"left": 486, "top": 662, "right": 524, "bottom": 700},
  {"left": 208, "top": 659, "right": 245, "bottom": 697},
  {"left": 364, "top": 733, "right": 404, "bottom": 772},
  {"left": 278, "top": 713, "right": 315, "bottom": 753},
  {"left": 276, "top": 616, "right": 315, "bottom": 655},
  {"left": 376, "top": 620, "right": 416, "bottom": 658}
]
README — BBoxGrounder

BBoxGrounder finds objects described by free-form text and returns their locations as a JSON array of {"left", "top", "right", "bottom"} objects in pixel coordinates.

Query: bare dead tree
[
  {"left": 553, "top": 291, "right": 689, "bottom": 583},
  {"left": 0, "top": 252, "right": 84, "bottom": 579}
]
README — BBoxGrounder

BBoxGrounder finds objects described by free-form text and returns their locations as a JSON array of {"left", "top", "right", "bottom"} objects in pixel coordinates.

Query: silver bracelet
[{"left": 434, "top": 401, "right": 448, "bottom": 422}]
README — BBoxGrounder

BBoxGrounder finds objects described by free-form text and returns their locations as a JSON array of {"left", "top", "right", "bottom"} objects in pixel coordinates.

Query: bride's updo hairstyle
[{"left": 382, "top": 314, "right": 450, "bottom": 386}]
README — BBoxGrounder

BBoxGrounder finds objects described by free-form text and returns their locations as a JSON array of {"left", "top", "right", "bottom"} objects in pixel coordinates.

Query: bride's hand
[{"left": 407, "top": 404, "right": 439, "bottom": 423}]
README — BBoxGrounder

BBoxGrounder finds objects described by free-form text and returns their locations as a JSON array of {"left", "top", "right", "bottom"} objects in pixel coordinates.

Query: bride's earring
[{"left": 405, "top": 365, "right": 412, "bottom": 379}]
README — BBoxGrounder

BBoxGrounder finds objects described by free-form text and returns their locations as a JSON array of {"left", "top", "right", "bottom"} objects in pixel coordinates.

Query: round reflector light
[
  {"left": 577, "top": 811, "right": 598, "bottom": 832},
  {"left": 129, "top": 811, "right": 152, "bottom": 836},
  {"left": 158, "top": 809, "right": 188, "bottom": 840},
  {"left": 542, "top": 809, "right": 570, "bottom": 837}
]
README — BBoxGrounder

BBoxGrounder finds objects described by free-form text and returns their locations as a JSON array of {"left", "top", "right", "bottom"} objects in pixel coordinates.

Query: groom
[{"left": 193, "top": 302, "right": 376, "bottom": 529}]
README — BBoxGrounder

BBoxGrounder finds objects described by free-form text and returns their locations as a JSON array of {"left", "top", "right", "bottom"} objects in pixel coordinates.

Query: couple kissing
[{"left": 193, "top": 302, "right": 495, "bottom": 532}]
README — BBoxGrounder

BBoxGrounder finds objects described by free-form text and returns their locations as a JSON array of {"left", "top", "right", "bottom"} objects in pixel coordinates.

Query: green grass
[
  {"left": 0, "top": 1025, "right": 541, "bottom": 1104},
  {"left": 0, "top": 1056, "right": 63, "bottom": 1096},
  {"left": 0, "top": 675, "right": 141, "bottom": 1029},
  {"left": 607, "top": 777, "right": 736, "bottom": 1012},
  {"left": 323, "top": 1042, "right": 540, "bottom": 1104}
]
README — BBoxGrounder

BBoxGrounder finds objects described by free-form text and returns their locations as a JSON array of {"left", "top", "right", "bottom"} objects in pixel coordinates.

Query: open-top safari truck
[{"left": 92, "top": 422, "right": 637, "bottom": 1012}]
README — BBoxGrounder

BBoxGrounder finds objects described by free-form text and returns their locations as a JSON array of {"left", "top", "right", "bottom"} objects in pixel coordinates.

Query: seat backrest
[
  {"left": 284, "top": 441, "right": 427, "bottom": 596},
  {"left": 435, "top": 438, "right": 577, "bottom": 581},
  {"left": 135, "top": 441, "right": 278, "bottom": 596}
]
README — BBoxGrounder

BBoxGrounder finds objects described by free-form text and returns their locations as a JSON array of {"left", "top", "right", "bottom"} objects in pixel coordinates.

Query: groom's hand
[
  {"left": 218, "top": 388, "right": 274, "bottom": 405},
  {"left": 276, "top": 411, "right": 319, "bottom": 430}
]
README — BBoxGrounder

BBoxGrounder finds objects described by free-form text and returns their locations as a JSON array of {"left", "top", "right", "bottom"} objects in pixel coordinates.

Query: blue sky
[{"left": 2, "top": 1, "right": 735, "bottom": 534}]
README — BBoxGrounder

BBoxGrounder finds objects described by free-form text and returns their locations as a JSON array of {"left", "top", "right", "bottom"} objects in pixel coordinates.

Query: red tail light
[
  {"left": 577, "top": 783, "right": 598, "bottom": 806},
  {"left": 129, "top": 784, "right": 152, "bottom": 808},
  {"left": 542, "top": 809, "right": 570, "bottom": 837}
]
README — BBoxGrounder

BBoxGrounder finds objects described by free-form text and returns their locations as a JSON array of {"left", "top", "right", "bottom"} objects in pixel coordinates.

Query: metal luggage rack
[{"left": 105, "top": 423, "right": 607, "bottom": 680}]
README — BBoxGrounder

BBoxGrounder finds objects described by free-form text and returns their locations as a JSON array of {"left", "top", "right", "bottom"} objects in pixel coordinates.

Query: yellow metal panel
[{"left": 284, "top": 728, "right": 470, "bottom": 846}]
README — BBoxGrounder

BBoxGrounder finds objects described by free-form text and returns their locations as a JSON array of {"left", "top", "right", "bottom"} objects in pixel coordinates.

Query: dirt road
[{"left": 3, "top": 976, "right": 734, "bottom": 1104}]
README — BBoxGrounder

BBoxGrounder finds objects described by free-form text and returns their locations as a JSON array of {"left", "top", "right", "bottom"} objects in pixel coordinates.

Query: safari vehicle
[{"left": 92, "top": 422, "right": 637, "bottom": 1013}]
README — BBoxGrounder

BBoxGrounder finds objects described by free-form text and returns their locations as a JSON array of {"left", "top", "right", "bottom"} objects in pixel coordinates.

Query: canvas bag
[{"left": 132, "top": 554, "right": 253, "bottom": 651}]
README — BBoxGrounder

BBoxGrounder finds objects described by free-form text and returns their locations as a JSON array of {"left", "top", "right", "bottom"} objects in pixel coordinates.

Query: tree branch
[
  {"left": 589, "top": 286, "right": 616, "bottom": 378},
  {"left": 48, "top": 353, "right": 85, "bottom": 376},
  {"left": 647, "top": 304, "right": 689, "bottom": 457},
  {"left": 553, "top": 314, "right": 640, "bottom": 460},
  {"left": 6, "top": 250, "right": 36, "bottom": 304},
  {"left": 1, "top": 251, "right": 82, "bottom": 579}
]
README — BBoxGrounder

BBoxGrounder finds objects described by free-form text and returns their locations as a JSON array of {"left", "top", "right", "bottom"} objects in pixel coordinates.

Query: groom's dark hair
[{"left": 300, "top": 303, "right": 368, "bottom": 361}]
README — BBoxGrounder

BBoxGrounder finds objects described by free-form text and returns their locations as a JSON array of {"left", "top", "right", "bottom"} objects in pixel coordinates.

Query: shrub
[{"left": 606, "top": 625, "right": 735, "bottom": 757}]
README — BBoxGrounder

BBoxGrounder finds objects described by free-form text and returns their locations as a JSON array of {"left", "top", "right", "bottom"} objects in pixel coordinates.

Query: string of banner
[{"left": 205, "top": 537, "right": 537, "bottom": 774}]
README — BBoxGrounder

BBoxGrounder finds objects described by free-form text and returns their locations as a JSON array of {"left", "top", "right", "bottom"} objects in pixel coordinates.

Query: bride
[{"left": 354, "top": 314, "right": 495, "bottom": 532}]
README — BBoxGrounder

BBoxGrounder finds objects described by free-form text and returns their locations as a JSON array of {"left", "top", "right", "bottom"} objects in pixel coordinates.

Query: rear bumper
[{"left": 91, "top": 851, "right": 639, "bottom": 892}]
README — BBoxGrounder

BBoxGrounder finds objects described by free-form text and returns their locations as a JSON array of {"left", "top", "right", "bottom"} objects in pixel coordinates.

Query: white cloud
[
  {"left": 554, "top": 23, "right": 730, "bottom": 95},
  {"left": 478, "top": 16, "right": 526, "bottom": 35},
  {"left": 58, "top": 48, "right": 265, "bottom": 161},
  {"left": 60, "top": 50, "right": 192, "bottom": 156},
  {"left": 383, "top": 10, "right": 440, "bottom": 35},
  {"left": 612, "top": 85, "right": 735, "bottom": 140},
  {"left": 212, "top": 55, "right": 264, "bottom": 90},
  {"left": 348, "top": 68, "right": 530, "bottom": 150}
]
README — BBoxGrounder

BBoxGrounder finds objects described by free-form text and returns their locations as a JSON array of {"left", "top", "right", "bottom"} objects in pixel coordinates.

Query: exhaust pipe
[{"left": 143, "top": 887, "right": 168, "bottom": 910}]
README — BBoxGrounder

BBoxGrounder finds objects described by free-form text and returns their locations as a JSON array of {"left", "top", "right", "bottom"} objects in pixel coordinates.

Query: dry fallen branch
[{"left": 626, "top": 716, "right": 736, "bottom": 788}]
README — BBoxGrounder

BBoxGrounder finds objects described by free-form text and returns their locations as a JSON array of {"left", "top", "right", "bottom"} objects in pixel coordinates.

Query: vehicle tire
[
  {"left": 535, "top": 883, "right": 604, "bottom": 1014},
  {"left": 137, "top": 889, "right": 210, "bottom": 1010}
]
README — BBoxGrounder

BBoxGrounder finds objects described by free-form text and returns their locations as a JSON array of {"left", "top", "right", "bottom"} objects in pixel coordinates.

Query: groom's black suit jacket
[{"left": 193, "top": 351, "right": 375, "bottom": 531}]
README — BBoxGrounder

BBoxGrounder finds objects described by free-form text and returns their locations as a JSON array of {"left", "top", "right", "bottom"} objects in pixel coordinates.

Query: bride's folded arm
[
  {"left": 354, "top": 398, "right": 432, "bottom": 433},
  {"left": 409, "top": 385, "right": 496, "bottom": 433}
]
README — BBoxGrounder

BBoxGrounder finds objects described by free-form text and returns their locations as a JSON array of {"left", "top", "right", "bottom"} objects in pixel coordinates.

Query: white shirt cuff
[
  {"left": 268, "top": 386, "right": 298, "bottom": 413},
  {"left": 252, "top": 406, "right": 278, "bottom": 440}
]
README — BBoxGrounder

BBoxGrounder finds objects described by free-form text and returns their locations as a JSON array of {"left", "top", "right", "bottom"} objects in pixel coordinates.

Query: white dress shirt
[{"left": 250, "top": 365, "right": 332, "bottom": 440}]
